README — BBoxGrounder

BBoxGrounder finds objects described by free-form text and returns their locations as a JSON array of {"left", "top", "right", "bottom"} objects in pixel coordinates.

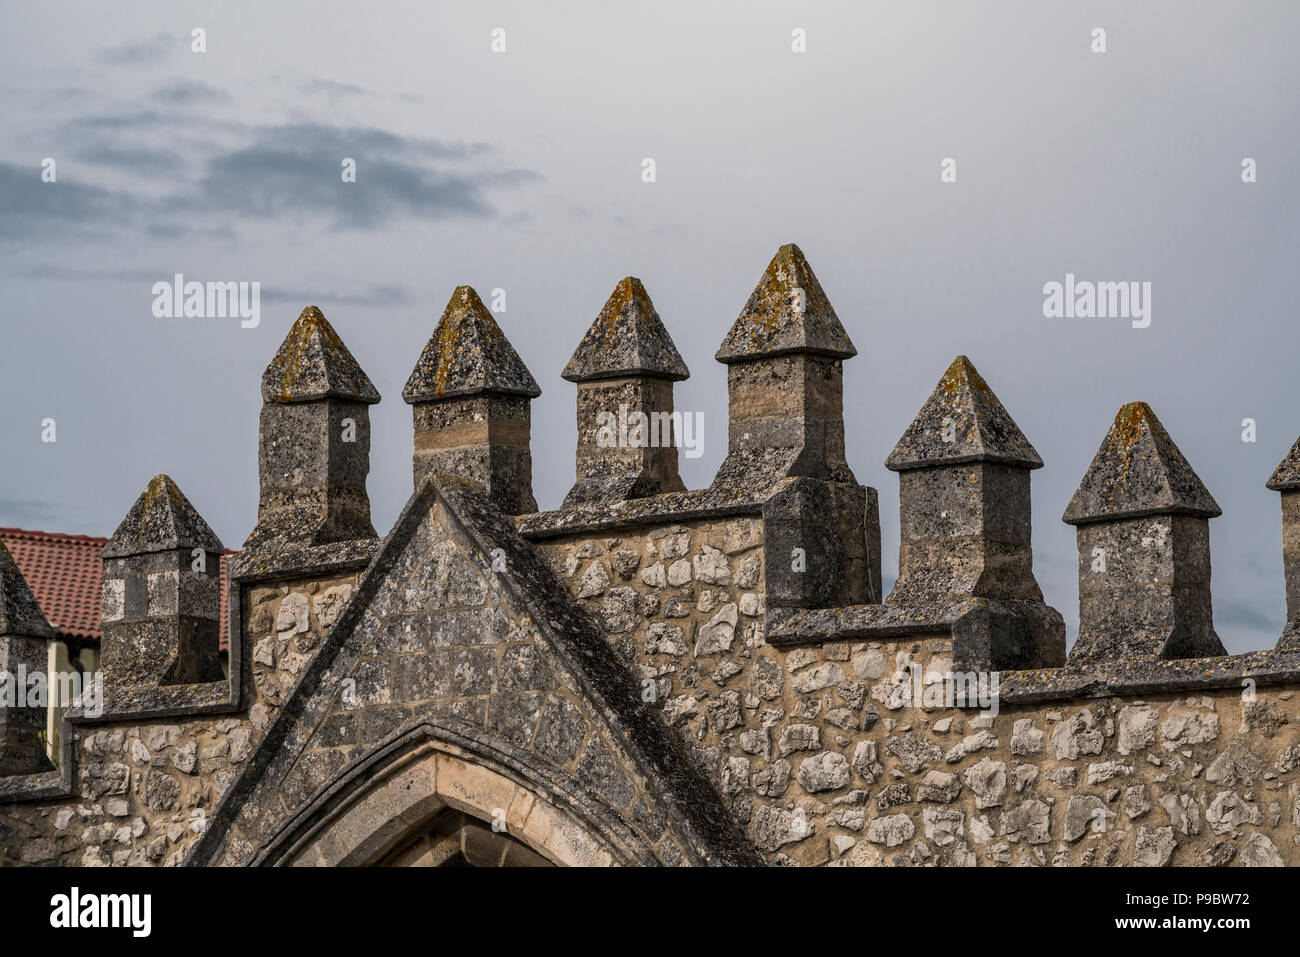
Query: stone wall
[
  {"left": 0, "top": 570, "right": 359, "bottom": 866},
  {"left": 538, "top": 520, "right": 1300, "bottom": 866}
]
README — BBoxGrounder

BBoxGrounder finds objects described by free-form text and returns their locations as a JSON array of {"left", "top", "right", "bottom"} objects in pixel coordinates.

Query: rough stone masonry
[{"left": 3, "top": 243, "right": 1299, "bottom": 867}]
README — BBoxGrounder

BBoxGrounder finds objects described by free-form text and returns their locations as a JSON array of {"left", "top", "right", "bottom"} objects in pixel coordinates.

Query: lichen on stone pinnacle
[
  {"left": 1267, "top": 436, "right": 1300, "bottom": 491},
  {"left": 1063, "top": 401, "right": 1221, "bottom": 525},
  {"left": 403, "top": 286, "right": 541, "bottom": 403},
  {"left": 562, "top": 277, "right": 689, "bottom": 382},
  {"left": 261, "top": 306, "right": 380, "bottom": 405},
  {"left": 714, "top": 243, "right": 857, "bottom": 363},
  {"left": 103, "top": 474, "right": 224, "bottom": 558},
  {"left": 886, "top": 355, "right": 1042, "bottom": 472}
]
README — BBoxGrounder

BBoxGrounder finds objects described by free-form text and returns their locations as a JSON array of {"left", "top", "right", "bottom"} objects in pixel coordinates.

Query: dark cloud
[
  {"left": 4, "top": 263, "right": 410, "bottom": 310},
  {"left": 3, "top": 119, "right": 538, "bottom": 241},
  {"left": 0, "top": 162, "right": 133, "bottom": 241},
  {"left": 261, "top": 283, "right": 412, "bottom": 308},
  {"left": 64, "top": 110, "right": 172, "bottom": 131},
  {"left": 73, "top": 145, "right": 188, "bottom": 175},
  {"left": 152, "top": 81, "right": 230, "bottom": 105},
  {"left": 7, "top": 263, "right": 161, "bottom": 282},
  {"left": 98, "top": 32, "right": 175, "bottom": 65},
  {"left": 171, "top": 123, "right": 536, "bottom": 230},
  {"left": 299, "top": 79, "right": 368, "bottom": 99}
]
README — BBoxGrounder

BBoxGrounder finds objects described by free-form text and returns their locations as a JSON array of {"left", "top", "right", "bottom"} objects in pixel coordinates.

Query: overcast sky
[{"left": 2, "top": 1, "right": 1298, "bottom": 653}]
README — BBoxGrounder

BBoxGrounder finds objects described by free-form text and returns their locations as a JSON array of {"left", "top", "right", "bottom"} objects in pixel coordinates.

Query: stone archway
[
  {"left": 379, "top": 810, "right": 552, "bottom": 866},
  {"left": 259, "top": 725, "right": 643, "bottom": 866}
]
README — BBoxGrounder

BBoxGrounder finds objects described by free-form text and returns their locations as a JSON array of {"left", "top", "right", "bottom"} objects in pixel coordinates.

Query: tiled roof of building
[{"left": 0, "top": 527, "right": 234, "bottom": 651}]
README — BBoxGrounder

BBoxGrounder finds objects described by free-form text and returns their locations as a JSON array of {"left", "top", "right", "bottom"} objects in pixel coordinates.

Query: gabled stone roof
[
  {"left": 1267, "top": 437, "right": 1300, "bottom": 491},
  {"left": 403, "top": 286, "right": 541, "bottom": 402},
  {"left": 886, "top": 355, "right": 1042, "bottom": 471},
  {"left": 103, "top": 475, "right": 224, "bottom": 559},
  {"left": 0, "top": 538, "right": 55, "bottom": 638},
  {"left": 189, "top": 474, "right": 759, "bottom": 867},
  {"left": 1063, "top": 402, "right": 1221, "bottom": 525},
  {"left": 562, "top": 277, "right": 689, "bottom": 382},
  {"left": 261, "top": 306, "right": 380, "bottom": 405},
  {"left": 715, "top": 244, "right": 857, "bottom": 363}
]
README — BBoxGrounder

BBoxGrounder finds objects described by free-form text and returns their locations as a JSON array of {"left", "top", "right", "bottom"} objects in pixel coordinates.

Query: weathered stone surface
[
  {"left": 865, "top": 814, "right": 914, "bottom": 848},
  {"left": 1064, "top": 795, "right": 1107, "bottom": 842},
  {"left": 797, "top": 751, "right": 851, "bottom": 792},
  {"left": 100, "top": 474, "right": 225, "bottom": 691},
  {"left": 1064, "top": 402, "right": 1220, "bottom": 524},
  {"left": 562, "top": 277, "right": 689, "bottom": 382},
  {"left": 1237, "top": 832, "right": 1284, "bottom": 866},
  {"left": 886, "top": 734, "right": 943, "bottom": 774},
  {"left": 403, "top": 286, "right": 540, "bottom": 402},
  {"left": 1133, "top": 826, "right": 1176, "bottom": 866},
  {"left": 963, "top": 758, "right": 1006, "bottom": 809},
  {"left": 917, "top": 770, "right": 962, "bottom": 803},
  {"left": 999, "top": 798, "right": 1050, "bottom": 844},
  {"left": 103, "top": 474, "right": 223, "bottom": 559},
  {"left": 886, "top": 356, "right": 1042, "bottom": 471},
  {"left": 715, "top": 243, "right": 855, "bottom": 363},
  {"left": 260, "top": 306, "right": 380, "bottom": 405},
  {"left": 0, "top": 539, "right": 56, "bottom": 639}
]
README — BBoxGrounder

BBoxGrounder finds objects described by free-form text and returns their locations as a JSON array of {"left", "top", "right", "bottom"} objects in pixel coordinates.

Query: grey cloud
[
  {"left": 4, "top": 262, "right": 409, "bottom": 310},
  {"left": 98, "top": 32, "right": 175, "bottom": 65},
  {"left": 299, "top": 79, "right": 368, "bottom": 99},
  {"left": 5, "top": 120, "right": 537, "bottom": 240},
  {"left": 0, "top": 162, "right": 133, "bottom": 241},
  {"left": 73, "top": 144, "right": 188, "bottom": 174},
  {"left": 176, "top": 123, "right": 537, "bottom": 229},
  {"left": 152, "top": 81, "right": 230, "bottom": 105},
  {"left": 260, "top": 284, "right": 412, "bottom": 308}
]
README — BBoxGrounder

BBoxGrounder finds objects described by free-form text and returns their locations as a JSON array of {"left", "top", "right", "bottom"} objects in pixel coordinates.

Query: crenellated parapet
[
  {"left": 712, "top": 243, "right": 858, "bottom": 489},
  {"left": 12, "top": 242, "right": 1300, "bottom": 871},
  {"left": 561, "top": 277, "right": 689, "bottom": 506},
  {"left": 101, "top": 474, "right": 225, "bottom": 691},
  {"left": 243, "top": 306, "right": 380, "bottom": 563},
  {"left": 403, "top": 286, "right": 541, "bottom": 515},
  {"left": 1063, "top": 402, "right": 1224, "bottom": 663}
]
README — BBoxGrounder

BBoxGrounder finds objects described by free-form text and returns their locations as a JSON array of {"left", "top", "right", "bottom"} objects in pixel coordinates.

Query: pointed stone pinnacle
[
  {"left": 261, "top": 306, "right": 380, "bottom": 405},
  {"left": 562, "top": 277, "right": 689, "bottom": 383},
  {"left": 715, "top": 243, "right": 857, "bottom": 363},
  {"left": 886, "top": 356, "right": 1042, "bottom": 471},
  {"left": 0, "top": 538, "right": 54, "bottom": 638},
  {"left": 1267, "top": 437, "right": 1300, "bottom": 491},
  {"left": 103, "top": 475, "right": 224, "bottom": 558},
  {"left": 1063, "top": 402, "right": 1221, "bottom": 525},
  {"left": 403, "top": 286, "right": 541, "bottom": 403}
]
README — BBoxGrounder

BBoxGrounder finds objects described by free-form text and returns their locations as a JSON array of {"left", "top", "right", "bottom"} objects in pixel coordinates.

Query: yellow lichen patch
[
  {"left": 270, "top": 306, "right": 366, "bottom": 402},
  {"left": 939, "top": 356, "right": 993, "bottom": 397}
]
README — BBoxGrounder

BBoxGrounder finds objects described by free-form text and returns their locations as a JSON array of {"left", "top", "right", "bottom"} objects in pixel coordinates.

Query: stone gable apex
[{"left": 189, "top": 475, "right": 756, "bottom": 866}]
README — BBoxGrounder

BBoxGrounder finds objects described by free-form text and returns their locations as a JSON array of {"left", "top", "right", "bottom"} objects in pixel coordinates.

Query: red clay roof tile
[{"left": 0, "top": 527, "right": 234, "bottom": 652}]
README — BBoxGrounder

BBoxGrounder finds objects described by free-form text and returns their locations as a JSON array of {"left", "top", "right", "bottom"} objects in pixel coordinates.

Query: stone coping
[
  {"left": 228, "top": 537, "right": 378, "bottom": 583},
  {"left": 999, "top": 650, "right": 1300, "bottom": 703},
  {"left": 517, "top": 487, "right": 766, "bottom": 541},
  {"left": 767, "top": 599, "right": 993, "bottom": 642},
  {"left": 768, "top": 601, "right": 1300, "bottom": 703}
]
